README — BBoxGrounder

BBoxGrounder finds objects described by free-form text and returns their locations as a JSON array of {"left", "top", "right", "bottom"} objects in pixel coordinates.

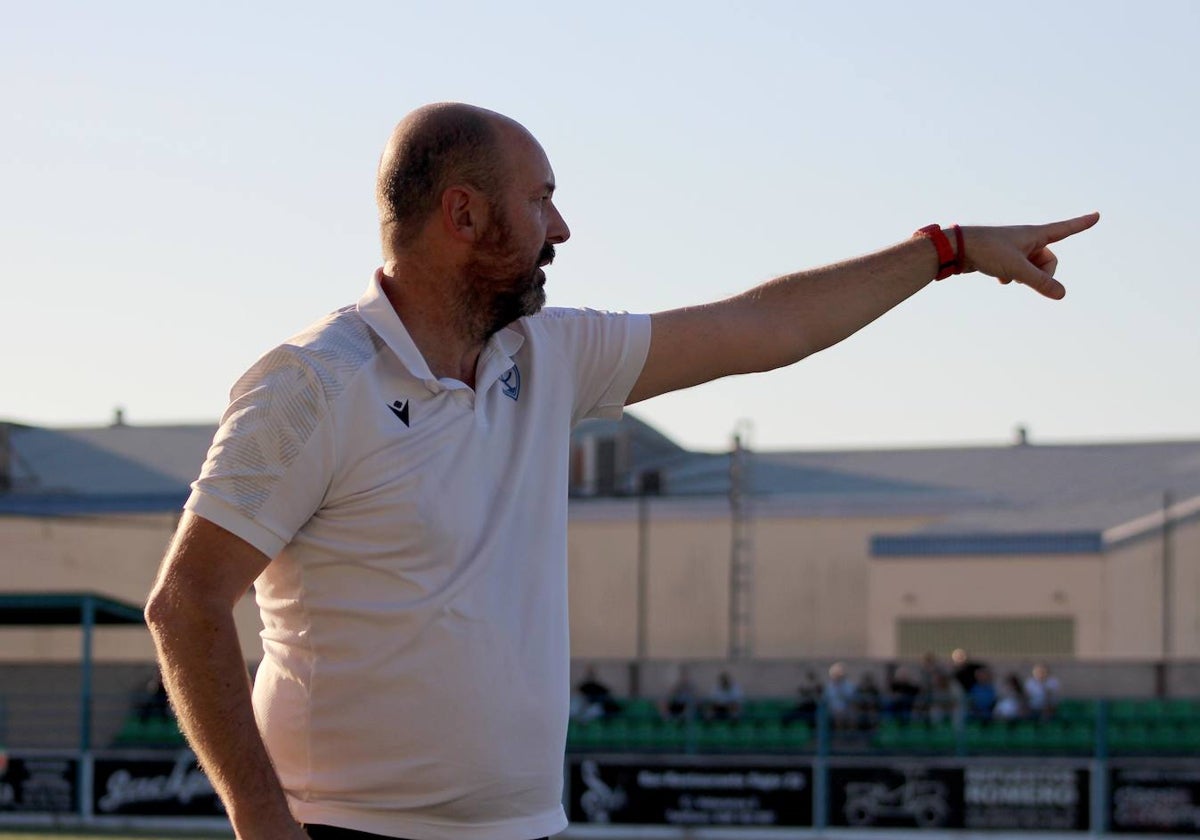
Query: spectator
[
  {"left": 927, "top": 669, "right": 961, "bottom": 724},
  {"left": 855, "top": 671, "right": 883, "bottom": 730},
  {"left": 951, "top": 647, "right": 987, "bottom": 694},
  {"left": 886, "top": 664, "right": 923, "bottom": 723},
  {"left": 967, "top": 666, "right": 998, "bottom": 723},
  {"left": 783, "top": 670, "right": 822, "bottom": 726},
  {"left": 993, "top": 673, "right": 1029, "bottom": 722},
  {"left": 661, "top": 666, "right": 698, "bottom": 722},
  {"left": 572, "top": 665, "right": 619, "bottom": 722},
  {"left": 915, "top": 652, "right": 945, "bottom": 721},
  {"left": 1024, "top": 663, "right": 1062, "bottom": 720},
  {"left": 704, "top": 671, "right": 744, "bottom": 722},
  {"left": 823, "top": 662, "right": 858, "bottom": 730}
]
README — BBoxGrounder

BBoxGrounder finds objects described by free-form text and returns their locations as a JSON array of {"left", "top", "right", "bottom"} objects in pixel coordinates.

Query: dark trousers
[{"left": 305, "top": 826, "right": 547, "bottom": 840}]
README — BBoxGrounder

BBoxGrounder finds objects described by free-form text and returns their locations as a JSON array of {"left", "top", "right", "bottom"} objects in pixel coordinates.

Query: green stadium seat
[
  {"left": 596, "top": 719, "right": 629, "bottom": 750},
  {"left": 1056, "top": 698, "right": 1095, "bottom": 723},
  {"left": 621, "top": 698, "right": 659, "bottom": 722},
  {"left": 875, "top": 721, "right": 903, "bottom": 750},
  {"left": 748, "top": 720, "right": 787, "bottom": 753},
  {"left": 1108, "top": 722, "right": 1149, "bottom": 754},
  {"left": 1163, "top": 699, "right": 1200, "bottom": 724},
  {"left": 966, "top": 724, "right": 1006, "bottom": 754},
  {"left": 1064, "top": 722, "right": 1094, "bottom": 753},
  {"left": 779, "top": 721, "right": 811, "bottom": 751},
  {"left": 651, "top": 720, "right": 688, "bottom": 752},
  {"left": 1110, "top": 699, "right": 1147, "bottom": 722}
]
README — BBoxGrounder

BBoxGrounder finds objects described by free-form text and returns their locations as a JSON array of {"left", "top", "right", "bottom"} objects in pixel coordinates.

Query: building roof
[
  {"left": 0, "top": 421, "right": 215, "bottom": 516},
  {"left": 571, "top": 416, "right": 1200, "bottom": 556},
  {"left": 4, "top": 415, "right": 1199, "bottom": 555}
]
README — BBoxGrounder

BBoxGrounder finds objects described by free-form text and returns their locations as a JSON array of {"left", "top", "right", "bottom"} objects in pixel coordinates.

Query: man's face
[{"left": 463, "top": 126, "right": 570, "bottom": 337}]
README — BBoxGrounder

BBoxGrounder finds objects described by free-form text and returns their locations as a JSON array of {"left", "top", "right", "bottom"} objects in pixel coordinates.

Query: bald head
[{"left": 376, "top": 102, "right": 514, "bottom": 252}]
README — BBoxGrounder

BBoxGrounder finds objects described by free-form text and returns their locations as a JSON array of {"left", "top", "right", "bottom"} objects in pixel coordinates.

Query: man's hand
[
  {"left": 627, "top": 211, "right": 1101, "bottom": 405},
  {"left": 960, "top": 212, "right": 1101, "bottom": 300}
]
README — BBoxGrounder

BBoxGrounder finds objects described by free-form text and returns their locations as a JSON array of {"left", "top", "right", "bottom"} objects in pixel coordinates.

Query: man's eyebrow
[{"left": 542, "top": 181, "right": 556, "bottom": 194}]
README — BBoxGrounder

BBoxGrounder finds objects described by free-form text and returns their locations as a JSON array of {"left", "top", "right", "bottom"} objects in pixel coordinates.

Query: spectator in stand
[
  {"left": 704, "top": 671, "right": 744, "bottom": 722},
  {"left": 572, "top": 665, "right": 619, "bottom": 723},
  {"left": 967, "top": 666, "right": 998, "bottom": 723},
  {"left": 924, "top": 669, "right": 961, "bottom": 725},
  {"left": 1024, "top": 663, "right": 1062, "bottom": 720},
  {"left": 915, "top": 652, "right": 945, "bottom": 722},
  {"left": 661, "top": 666, "right": 698, "bottom": 722},
  {"left": 824, "top": 662, "right": 858, "bottom": 730},
  {"left": 783, "top": 669, "right": 822, "bottom": 726},
  {"left": 993, "top": 672, "right": 1029, "bottom": 723},
  {"left": 855, "top": 671, "right": 883, "bottom": 730},
  {"left": 951, "top": 647, "right": 987, "bottom": 695},
  {"left": 886, "top": 664, "right": 923, "bottom": 723}
]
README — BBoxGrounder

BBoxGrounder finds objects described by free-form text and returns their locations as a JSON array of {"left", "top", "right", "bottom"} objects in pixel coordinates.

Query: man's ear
[{"left": 442, "top": 185, "right": 486, "bottom": 243}]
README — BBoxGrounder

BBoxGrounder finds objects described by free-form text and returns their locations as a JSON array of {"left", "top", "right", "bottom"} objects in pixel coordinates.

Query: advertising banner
[
  {"left": 0, "top": 754, "right": 78, "bottom": 814},
  {"left": 830, "top": 764, "right": 962, "bottom": 829},
  {"left": 829, "top": 763, "right": 1089, "bottom": 831},
  {"left": 963, "top": 765, "right": 1089, "bottom": 830},
  {"left": 568, "top": 759, "right": 812, "bottom": 827},
  {"left": 92, "top": 751, "right": 224, "bottom": 817},
  {"left": 1110, "top": 766, "right": 1200, "bottom": 835}
]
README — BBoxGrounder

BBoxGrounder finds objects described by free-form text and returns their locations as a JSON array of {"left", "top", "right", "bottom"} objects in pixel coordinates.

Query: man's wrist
[{"left": 913, "top": 224, "right": 965, "bottom": 280}]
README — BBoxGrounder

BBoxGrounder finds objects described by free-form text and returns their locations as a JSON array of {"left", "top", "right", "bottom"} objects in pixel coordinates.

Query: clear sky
[{"left": 3, "top": 1, "right": 1197, "bottom": 452}]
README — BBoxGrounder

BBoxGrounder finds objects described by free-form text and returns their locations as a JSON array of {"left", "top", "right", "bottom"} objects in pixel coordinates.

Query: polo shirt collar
[{"left": 357, "top": 271, "right": 525, "bottom": 394}]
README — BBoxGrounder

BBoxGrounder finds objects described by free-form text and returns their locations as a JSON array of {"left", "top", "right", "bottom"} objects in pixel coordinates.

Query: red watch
[{"left": 914, "top": 224, "right": 965, "bottom": 280}]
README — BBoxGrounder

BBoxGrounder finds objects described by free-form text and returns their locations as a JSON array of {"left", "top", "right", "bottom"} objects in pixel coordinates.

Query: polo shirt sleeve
[
  {"left": 185, "top": 345, "right": 337, "bottom": 560},
  {"left": 536, "top": 308, "right": 651, "bottom": 425}
]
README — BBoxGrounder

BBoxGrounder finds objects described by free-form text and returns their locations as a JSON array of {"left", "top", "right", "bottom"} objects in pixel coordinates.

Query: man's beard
[{"left": 460, "top": 212, "right": 554, "bottom": 340}]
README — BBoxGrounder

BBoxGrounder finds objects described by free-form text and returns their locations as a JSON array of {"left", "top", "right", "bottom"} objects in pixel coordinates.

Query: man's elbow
[
  {"left": 144, "top": 581, "right": 180, "bottom": 641},
  {"left": 144, "top": 576, "right": 212, "bottom": 641}
]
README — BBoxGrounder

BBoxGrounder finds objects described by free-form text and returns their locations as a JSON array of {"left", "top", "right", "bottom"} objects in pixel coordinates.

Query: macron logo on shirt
[{"left": 387, "top": 399, "right": 410, "bottom": 427}]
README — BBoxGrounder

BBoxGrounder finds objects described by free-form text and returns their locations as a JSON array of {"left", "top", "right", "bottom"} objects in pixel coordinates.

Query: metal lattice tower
[{"left": 728, "top": 422, "right": 755, "bottom": 659}]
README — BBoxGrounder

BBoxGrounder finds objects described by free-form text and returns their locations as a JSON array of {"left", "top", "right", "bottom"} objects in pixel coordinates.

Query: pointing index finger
[{"left": 1040, "top": 211, "right": 1101, "bottom": 245}]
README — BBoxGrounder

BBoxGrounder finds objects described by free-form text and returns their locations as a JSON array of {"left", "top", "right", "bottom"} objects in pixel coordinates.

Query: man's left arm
[{"left": 627, "top": 213, "right": 1099, "bottom": 404}]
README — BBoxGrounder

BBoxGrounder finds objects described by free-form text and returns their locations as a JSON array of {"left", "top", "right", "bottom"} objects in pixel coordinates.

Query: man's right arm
[{"left": 145, "top": 511, "right": 308, "bottom": 840}]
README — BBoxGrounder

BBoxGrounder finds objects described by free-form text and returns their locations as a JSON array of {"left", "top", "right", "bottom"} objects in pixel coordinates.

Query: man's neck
[{"left": 377, "top": 265, "right": 486, "bottom": 389}]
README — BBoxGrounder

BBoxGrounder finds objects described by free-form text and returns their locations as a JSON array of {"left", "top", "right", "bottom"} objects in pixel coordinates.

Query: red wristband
[{"left": 914, "top": 224, "right": 964, "bottom": 280}]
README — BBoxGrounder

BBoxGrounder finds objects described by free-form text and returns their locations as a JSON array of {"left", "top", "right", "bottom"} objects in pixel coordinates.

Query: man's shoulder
[
  {"left": 236, "top": 305, "right": 386, "bottom": 404},
  {"left": 282, "top": 304, "right": 380, "bottom": 356},
  {"left": 519, "top": 306, "right": 639, "bottom": 330}
]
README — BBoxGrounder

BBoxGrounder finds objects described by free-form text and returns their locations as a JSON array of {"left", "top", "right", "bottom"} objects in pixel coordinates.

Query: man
[
  {"left": 145, "top": 102, "right": 1098, "bottom": 840},
  {"left": 951, "top": 647, "right": 987, "bottom": 694},
  {"left": 1024, "top": 662, "right": 1062, "bottom": 719},
  {"left": 703, "top": 671, "right": 744, "bottom": 722}
]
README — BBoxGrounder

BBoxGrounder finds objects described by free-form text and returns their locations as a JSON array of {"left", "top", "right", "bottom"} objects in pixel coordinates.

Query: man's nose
[{"left": 548, "top": 202, "right": 570, "bottom": 245}]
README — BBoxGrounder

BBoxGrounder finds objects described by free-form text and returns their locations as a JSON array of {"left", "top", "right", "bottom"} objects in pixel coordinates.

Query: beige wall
[
  {"left": 867, "top": 554, "right": 1105, "bottom": 658},
  {"left": 0, "top": 514, "right": 263, "bottom": 662},
  {"left": 866, "top": 517, "right": 1200, "bottom": 661},
  {"left": 751, "top": 514, "right": 931, "bottom": 657},
  {"left": 567, "top": 500, "right": 933, "bottom": 660},
  {"left": 2, "top": 505, "right": 1196, "bottom": 665},
  {"left": 1103, "top": 516, "right": 1200, "bottom": 658},
  {"left": 1170, "top": 518, "right": 1200, "bottom": 657}
]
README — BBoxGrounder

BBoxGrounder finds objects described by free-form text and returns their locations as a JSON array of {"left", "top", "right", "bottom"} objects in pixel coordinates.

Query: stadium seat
[
  {"left": 621, "top": 698, "right": 659, "bottom": 722},
  {"left": 1056, "top": 698, "right": 1095, "bottom": 724}
]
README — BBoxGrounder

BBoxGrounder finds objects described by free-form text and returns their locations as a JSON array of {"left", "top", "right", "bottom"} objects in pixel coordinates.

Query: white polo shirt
[{"left": 186, "top": 274, "right": 650, "bottom": 840}]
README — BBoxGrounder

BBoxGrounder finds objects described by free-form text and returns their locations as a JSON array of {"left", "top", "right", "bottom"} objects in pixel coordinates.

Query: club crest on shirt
[{"left": 500, "top": 364, "right": 521, "bottom": 401}]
